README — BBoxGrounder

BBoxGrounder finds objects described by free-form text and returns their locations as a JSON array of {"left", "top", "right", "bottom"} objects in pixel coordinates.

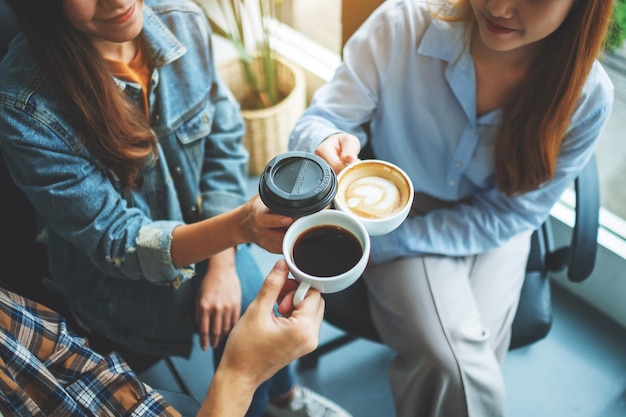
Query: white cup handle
[{"left": 293, "top": 281, "right": 311, "bottom": 307}]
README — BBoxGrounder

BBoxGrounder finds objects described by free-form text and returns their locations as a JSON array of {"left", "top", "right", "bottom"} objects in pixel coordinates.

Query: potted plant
[
  {"left": 606, "top": 0, "right": 626, "bottom": 53},
  {"left": 194, "top": 0, "right": 306, "bottom": 175}
]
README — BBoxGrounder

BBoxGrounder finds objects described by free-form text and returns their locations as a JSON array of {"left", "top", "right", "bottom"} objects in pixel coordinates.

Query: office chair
[{"left": 298, "top": 0, "right": 601, "bottom": 369}]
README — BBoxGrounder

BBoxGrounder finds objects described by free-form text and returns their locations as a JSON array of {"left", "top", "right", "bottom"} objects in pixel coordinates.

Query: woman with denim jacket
[
  {"left": 289, "top": 0, "right": 614, "bottom": 416},
  {"left": 0, "top": 0, "right": 351, "bottom": 416}
]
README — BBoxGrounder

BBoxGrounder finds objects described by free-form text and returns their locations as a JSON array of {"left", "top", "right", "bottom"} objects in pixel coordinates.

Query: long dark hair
[
  {"left": 436, "top": 0, "right": 614, "bottom": 195},
  {"left": 5, "top": 0, "right": 157, "bottom": 190}
]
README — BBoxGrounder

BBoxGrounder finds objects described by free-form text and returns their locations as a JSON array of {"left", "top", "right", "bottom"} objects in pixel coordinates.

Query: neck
[
  {"left": 94, "top": 38, "right": 139, "bottom": 63},
  {"left": 470, "top": 30, "right": 539, "bottom": 72}
]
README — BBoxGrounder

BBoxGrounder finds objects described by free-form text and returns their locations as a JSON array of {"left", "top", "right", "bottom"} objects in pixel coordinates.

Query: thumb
[
  {"left": 339, "top": 135, "right": 361, "bottom": 165},
  {"left": 256, "top": 260, "right": 290, "bottom": 309}
]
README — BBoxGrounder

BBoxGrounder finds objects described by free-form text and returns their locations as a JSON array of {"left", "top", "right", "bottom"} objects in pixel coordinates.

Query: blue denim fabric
[
  {"left": 1, "top": 0, "right": 247, "bottom": 355},
  {"left": 0, "top": 1, "right": 295, "bottom": 414}
]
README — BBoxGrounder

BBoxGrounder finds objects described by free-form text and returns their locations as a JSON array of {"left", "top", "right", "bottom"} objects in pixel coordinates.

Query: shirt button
[
  {"left": 454, "top": 161, "right": 462, "bottom": 169},
  {"left": 448, "top": 179, "right": 456, "bottom": 187},
  {"left": 190, "top": 206, "right": 198, "bottom": 213},
  {"left": 175, "top": 166, "right": 183, "bottom": 175}
]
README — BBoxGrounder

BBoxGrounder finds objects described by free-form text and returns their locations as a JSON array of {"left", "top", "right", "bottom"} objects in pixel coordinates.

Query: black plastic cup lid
[{"left": 259, "top": 151, "right": 337, "bottom": 216}]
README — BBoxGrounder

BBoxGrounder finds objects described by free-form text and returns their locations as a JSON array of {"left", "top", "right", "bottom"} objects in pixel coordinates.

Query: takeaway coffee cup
[
  {"left": 283, "top": 210, "right": 370, "bottom": 306},
  {"left": 334, "top": 159, "right": 414, "bottom": 236},
  {"left": 259, "top": 151, "right": 337, "bottom": 217}
]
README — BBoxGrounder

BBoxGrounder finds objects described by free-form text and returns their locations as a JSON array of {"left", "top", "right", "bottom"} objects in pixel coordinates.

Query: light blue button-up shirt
[{"left": 289, "top": 0, "right": 614, "bottom": 264}]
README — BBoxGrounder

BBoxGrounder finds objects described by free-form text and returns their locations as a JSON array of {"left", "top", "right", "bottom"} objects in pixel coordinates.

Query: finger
[
  {"left": 277, "top": 289, "right": 296, "bottom": 315},
  {"left": 277, "top": 278, "right": 299, "bottom": 302},
  {"left": 297, "top": 290, "right": 325, "bottom": 333},
  {"left": 313, "top": 294, "right": 325, "bottom": 329},
  {"left": 278, "top": 287, "right": 322, "bottom": 317},
  {"left": 224, "top": 302, "right": 241, "bottom": 334},
  {"left": 263, "top": 213, "right": 294, "bottom": 229},
  {"left": 256, "top": 260, "right": 290, "bottom": 310},
  {"left": 196, "top": 311, "right": 210, "bottom": 351},
  {"left": 315, "top": 134, "right": 359, "bottom": 173},
  {"left": 315, "top": 146, "right": 343, "bottom": 172},
  {"left": 211, "top": 310, "right": 224, "bottom": 349},
  {"left": 222, "top": 312, "right": 232, "bottom": 337},
  {"left": 253, "top": 197, "right": 294, "bottom": 228},
  {"left": 338, "top": 136, "right": 361, "bottom": 165},
  {"left": 260, "top": 229, "right": 289, "bottom": 253}
]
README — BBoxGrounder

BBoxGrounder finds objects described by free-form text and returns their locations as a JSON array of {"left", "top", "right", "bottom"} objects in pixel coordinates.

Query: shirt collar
[
  {"left": 417, "top": 18, "right": 467, "bottom": 63},
  {"left": 417, "top": 19, "right": 501, "bottom": 125},
  {"left": 140, "top": 4, "right": 187, "bottom": 69}
]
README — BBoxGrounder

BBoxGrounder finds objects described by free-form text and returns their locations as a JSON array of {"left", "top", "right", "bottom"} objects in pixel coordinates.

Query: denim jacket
[{"left": 0, "top": 0, "right": 248, "bottom": 355}]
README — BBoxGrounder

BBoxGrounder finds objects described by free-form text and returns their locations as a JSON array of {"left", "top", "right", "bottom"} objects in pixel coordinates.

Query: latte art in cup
[
  {"left": 334, "top": 160, "right": 414, "bottom": 236},
  {"left": 344, "top": 176, "right": 403, "bottom": 219}
]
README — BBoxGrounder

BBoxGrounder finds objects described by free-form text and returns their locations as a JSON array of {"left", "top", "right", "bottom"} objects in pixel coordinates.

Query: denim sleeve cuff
[
  {"left": 137, "top": 221, "right": 195, "bottom": 285},
  {"left": 295, "top": 127, "right": 344, "bottom": 153}
]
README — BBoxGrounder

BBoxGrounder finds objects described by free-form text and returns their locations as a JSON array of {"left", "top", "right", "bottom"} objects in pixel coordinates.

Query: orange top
[{"left": 105, "top": 44, "right": 151, "bottom": 117}]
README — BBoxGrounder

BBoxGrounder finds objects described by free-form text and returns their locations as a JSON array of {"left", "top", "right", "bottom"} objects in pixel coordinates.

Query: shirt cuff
[
  {"left": 137, "top": 221, "right": 195, "bottom": 285},
  {"left": 369, "top": 229, "right": 404, "bottom": 265}
]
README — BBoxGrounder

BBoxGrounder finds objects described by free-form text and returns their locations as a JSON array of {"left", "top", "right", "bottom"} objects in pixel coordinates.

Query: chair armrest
[{"left": 567, "top": 154, "right": 600, "bottom": 282}]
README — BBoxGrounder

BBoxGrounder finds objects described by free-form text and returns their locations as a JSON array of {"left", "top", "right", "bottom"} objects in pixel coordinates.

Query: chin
[{"left": 479, "top": 31, "right": 523, "bottom": 52}]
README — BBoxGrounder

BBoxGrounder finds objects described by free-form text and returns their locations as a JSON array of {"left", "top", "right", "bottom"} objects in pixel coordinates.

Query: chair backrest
[
  {"left": 0, "top": 1, "right": 55, "bottom": 308},
  {"left": 0, "top": 0, "right": 18, "bottom": 57}
]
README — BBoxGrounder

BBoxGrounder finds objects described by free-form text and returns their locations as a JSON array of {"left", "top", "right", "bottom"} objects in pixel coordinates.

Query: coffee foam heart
[{"left": 344, "top": 176, "right": 402, "bottom": 218}]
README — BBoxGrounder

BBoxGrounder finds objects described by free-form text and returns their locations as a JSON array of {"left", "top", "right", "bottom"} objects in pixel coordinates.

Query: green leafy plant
[
  {"left": 607, "top": 0, "right": 626, "bottom": 52},
  {"left": 195, "top": 0, "right": 284, "bottom": 110}
]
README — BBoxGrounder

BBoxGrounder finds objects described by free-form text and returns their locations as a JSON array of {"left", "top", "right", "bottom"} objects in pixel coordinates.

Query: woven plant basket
[{"left": 218, "top": 56, "right": 307, "bottom": 175}]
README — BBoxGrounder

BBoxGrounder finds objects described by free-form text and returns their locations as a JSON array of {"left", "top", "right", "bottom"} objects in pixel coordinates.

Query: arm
[
  {"left": 197, "top": 260, "right": 325, "bottom": 416},
  {"left": 319, "top": 103, "right": 611, "bottom": 264},
  {"left": 288, "top": 0, "right": 400, "bottom": 156},
  {"left": 170, "top": 196, "right": 291, "bottom": 267},
  {"left": 0, "top": 112, "right": 292, "bottom": 285}
]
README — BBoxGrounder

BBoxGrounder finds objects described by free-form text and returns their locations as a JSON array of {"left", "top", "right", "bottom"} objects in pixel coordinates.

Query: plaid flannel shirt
[{"left": 0, "top": 288, "right": 180, "bottom": 417}]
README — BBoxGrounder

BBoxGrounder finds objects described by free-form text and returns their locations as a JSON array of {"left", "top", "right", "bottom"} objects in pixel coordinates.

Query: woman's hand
[
  {"left": 171, "top": 195, "right": 292, "bottom": 267},
  {"left": 238, "top": 195, "right": 293, "bottom": 254},
  {"left": 195, "top": 248, "right": 242, "bottom": 350},
  {"left": 315, "top": 133, "right": 361, "bottom": 174}
]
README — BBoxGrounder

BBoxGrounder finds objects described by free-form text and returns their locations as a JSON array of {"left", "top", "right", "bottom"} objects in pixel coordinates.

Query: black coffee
[{"left": 292, "top": 225, "right": 362, "bottom": 277}]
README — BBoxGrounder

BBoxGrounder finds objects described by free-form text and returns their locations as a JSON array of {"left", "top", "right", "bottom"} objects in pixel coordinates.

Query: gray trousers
[{"left": 364, "top": 230, "right": 532, "bottom": 417}]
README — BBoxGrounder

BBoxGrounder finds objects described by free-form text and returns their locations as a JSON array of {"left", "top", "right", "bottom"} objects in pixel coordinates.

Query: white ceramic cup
[
  {"left": 283, "top": 210, "right": 371, "bottom": 306},
  {"left": 334, "top": 159, "right": 414, "bottom": 236}
]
